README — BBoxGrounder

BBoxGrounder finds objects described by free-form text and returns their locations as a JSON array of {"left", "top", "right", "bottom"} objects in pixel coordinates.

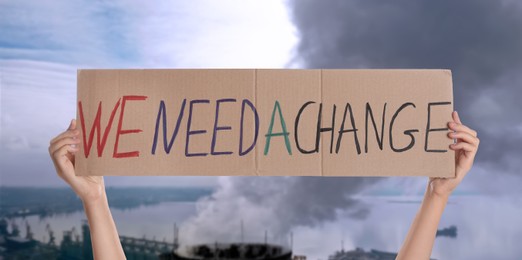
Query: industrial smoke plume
[
  {"left": 180, "top": 176, "right": 377, "bottom": 244},
  {"left": 180, "top": 0, "right": 522, "bottom": 244}
]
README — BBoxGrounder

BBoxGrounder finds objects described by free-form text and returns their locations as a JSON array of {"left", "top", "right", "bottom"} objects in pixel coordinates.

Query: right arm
[{"left": 396, "top": 111, "right": 479, "bottom": 260}]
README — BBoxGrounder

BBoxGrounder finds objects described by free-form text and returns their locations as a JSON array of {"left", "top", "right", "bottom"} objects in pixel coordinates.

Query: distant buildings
[
  {"left": 436, "top": 225, "right": 457, "bottom": 238},
  {"left": 0, "top": 218, "right": 59, "bottom": 259},
  {"left": 327, "top": 248, "right": 397, "bottom": 260},
  {"left": 0, "top": 218, "right": 450, "bottom": 259},
  {"left": 327, "top": 247, "right": 439, "bottom": 260},
  {"left": 0, "top": 218, "right": 177, "bottom": 259}
]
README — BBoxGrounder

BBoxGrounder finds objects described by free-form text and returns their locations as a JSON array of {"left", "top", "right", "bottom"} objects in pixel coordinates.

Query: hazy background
[{"left": 1, "top": 1, "right": 521, "bottom": 259}]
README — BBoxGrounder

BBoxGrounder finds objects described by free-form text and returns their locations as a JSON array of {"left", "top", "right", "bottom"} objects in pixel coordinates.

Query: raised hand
[
  {"left": 428, "top": 111, "right": 480, "bottom": 198},
  {"left": 49, "top": 119, "right": 105, "bottom": 203},
  {"left": 49, "top": 119, "right": 125, "bottom": 259}
]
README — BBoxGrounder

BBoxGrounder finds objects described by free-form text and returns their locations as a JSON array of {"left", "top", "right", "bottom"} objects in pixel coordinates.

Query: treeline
[{"left": 0, "top": 186, "right": 213, "bottom": 218}]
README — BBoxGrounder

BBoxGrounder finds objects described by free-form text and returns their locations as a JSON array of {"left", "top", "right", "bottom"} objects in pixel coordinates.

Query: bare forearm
[
  {"left": 83, "top": 192, "right": 126, "bottom": 260},
  {"left": 396, "top": 189, "right": 448, "bottom": 260}
]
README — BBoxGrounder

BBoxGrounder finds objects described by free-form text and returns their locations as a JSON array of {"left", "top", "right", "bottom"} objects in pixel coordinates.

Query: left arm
[{"left": 49, "top": 119, "right": 126, "bottom": 260}]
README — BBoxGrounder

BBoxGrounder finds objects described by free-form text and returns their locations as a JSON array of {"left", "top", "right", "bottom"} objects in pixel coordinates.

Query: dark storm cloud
[
  {"left": 288, "top": 0, "right": 522, "bottom": 173},
  {"left": 232, "top": 176, "right": 375, "bottom": 228},
  {"left": 183, "top": 1, "right": 522, "bottom": 238}
]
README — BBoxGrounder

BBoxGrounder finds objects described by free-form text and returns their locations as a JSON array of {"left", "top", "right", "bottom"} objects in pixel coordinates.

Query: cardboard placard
[{"left": 75, "top": 69, "right": 454, "bottom": 177}]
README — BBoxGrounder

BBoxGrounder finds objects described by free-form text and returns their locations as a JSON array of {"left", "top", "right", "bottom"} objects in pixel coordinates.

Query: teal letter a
[{"left": 264, "top": 101, "right": 292, "bottom": 155}]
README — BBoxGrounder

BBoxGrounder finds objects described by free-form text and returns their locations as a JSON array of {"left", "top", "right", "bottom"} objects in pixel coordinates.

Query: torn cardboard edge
[{"left": 75, "top": 69, "right": 455, "bottom": 177}]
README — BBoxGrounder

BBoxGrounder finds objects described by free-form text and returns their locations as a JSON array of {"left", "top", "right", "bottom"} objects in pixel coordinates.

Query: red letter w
[{"left": 78, "top": 99, "right": 121, "bottom": 158}]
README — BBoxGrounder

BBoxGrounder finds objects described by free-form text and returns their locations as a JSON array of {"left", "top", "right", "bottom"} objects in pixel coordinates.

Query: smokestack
[
  {"left": 241, "top": 220, "right": 244, "bottom": 244},
  {"left": 290, "top": 232, "right": 293, "bottom": 251},
  {"left": 173, "top": 223, "right": 178, "bottom": 246}
]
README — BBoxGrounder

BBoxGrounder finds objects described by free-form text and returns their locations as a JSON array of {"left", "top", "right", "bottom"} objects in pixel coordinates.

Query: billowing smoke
[
  {"left": 180, "top": 176, "right": 378, "bottom": 245},
  {"left": 288, "top": 0, "right": 522, "bottom": 174},
  {"left": 180, "top": 0, "right": 522, "bottom": 245}
]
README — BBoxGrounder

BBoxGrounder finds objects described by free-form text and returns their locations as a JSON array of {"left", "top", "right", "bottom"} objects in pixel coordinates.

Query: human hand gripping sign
[
  {"left": 49, "top": 119, "right": 105, "bottom": 204},
  {"left": 397, "top": 110, "right": 479, "bottom": 260},
  {"left": 428, "top": 111, "right": 480, "bottom": 199},
  {"left": 49, "top": 119, "right": 125, "bottom": 260}
]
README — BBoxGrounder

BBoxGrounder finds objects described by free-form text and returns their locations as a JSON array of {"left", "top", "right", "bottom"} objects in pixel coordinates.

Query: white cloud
[
  {"left": 0, "top": 0, "right": 297, "bottom": 186},
  {"left": 124, "top": 0, "right": 298, "bottom": 68}
]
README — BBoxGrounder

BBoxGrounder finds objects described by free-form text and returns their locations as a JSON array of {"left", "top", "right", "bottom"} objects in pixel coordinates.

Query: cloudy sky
[
  {"left": 1, "top": 0, "right": 520, "bottom": 193},
  {"left": 2, "top": 1, "right": 522, "bottom": 259},
  {"left": 0, "top": 0, "right": 297, "bottom": 187}
]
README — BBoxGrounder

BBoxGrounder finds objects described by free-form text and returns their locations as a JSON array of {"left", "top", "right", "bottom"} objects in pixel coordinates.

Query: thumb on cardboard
[{"left": 68, "top": 119, "right": 77, "bottom": 130}]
